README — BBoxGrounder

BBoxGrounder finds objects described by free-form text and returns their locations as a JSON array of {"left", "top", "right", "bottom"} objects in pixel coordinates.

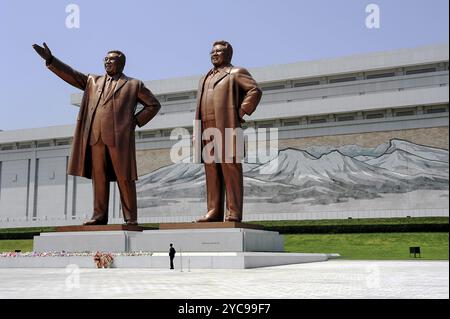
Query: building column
[{"left": 27, "top": 153, "right": 38, "bottom": 221}]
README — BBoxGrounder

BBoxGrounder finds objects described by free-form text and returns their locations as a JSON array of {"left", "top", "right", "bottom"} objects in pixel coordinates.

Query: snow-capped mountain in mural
[
  {"left": 366, "top": 149, "right": 449, "bottom": 176},
  {"left": 136, "top": 139, "right": 449, "bottom": 208},
  {"left": 383, "top": 139, "right": 449, "bottom": 163}
]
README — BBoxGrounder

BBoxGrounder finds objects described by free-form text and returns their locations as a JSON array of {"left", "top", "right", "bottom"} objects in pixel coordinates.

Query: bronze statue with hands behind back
[{"left": 193, "top": 41, "right": 262, "bottom": 223}]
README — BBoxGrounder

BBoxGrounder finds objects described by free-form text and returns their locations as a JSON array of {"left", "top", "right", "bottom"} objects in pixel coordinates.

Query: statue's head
[
  {"left": 210, "top": 40, "right": 233, "bottom": 68},
  {"left": 104, "top": 50, "right": 126, "bottom": 76}
]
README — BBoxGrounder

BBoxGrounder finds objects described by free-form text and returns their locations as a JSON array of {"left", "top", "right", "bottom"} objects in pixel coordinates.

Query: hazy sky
[{"left": 0, "top": 0, "right": 448, "bottom": 131}]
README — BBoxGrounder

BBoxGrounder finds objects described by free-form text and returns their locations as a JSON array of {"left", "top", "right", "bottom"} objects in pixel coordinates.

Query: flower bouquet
[{"left": 93, "top": 252, "right": 114, "bottom": 268}]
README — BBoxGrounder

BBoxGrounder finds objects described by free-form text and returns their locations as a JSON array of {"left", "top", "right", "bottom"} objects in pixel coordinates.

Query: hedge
[
  {"left": 0, "top": 221, "right": 448, "bottom": 239},
  {"left": 264, "top": 223, "right": 449, "bottom": 234}
]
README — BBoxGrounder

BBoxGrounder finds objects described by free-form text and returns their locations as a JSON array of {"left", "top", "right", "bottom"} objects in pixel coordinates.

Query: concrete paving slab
[{"left": 0, "top": 260, "right": 447, "bottom": 299}]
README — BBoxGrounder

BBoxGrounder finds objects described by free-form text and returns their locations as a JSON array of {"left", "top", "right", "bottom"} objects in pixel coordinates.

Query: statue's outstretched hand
[{"left": 32, "top": 42, "right": 52, "bottom": 61}]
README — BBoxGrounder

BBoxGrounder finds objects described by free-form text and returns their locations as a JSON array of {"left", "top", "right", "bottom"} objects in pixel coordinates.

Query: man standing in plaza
[
  {"left": 194, "top": 41, "right": 262, "bottom": 223},
  {"left": 169, "top": 243, "right": 176, "bottom": 270},
  {"left": 32, "top": 43, "right": 161, "bottom": 226}
]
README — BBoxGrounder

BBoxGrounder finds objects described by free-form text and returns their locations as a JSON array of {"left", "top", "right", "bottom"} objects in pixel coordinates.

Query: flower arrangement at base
[{"left": 93, "top": 252, "right": 114, "bottom": 268}]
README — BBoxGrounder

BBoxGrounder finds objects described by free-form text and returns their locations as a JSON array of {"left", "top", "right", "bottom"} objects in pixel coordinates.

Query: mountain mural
[
  {"left": 136, "top": 139, "right": 449, "bottom": 211},
  {"left": 366, "top": 149, "right": 449, "bottom": 176}
]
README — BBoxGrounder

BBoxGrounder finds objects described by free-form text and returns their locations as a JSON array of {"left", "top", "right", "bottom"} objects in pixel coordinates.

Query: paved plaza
[{"left": 0, "top": 260, "right": 448, "bottom": 299}]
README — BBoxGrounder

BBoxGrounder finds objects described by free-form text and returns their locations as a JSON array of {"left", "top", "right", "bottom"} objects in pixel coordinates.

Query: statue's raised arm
[
  {"left": 32, "top": 42, "right": 52, "bottom": 61},
  {"left": 32, "top": 42, "right": 87, "bottom": 91}
]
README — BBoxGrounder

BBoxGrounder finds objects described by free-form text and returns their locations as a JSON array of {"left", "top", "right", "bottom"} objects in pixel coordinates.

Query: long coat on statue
[
  {"left": 47, "top": 57, "right": 161, "bottom": 181},
  {"left": 193, "top": 65, "right": 262, "bottom": 163}
]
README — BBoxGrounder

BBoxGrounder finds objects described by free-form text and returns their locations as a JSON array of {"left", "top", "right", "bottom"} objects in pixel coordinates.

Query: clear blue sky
[{"left": 0, "top": 0, "right": 448, "bottom": 131}]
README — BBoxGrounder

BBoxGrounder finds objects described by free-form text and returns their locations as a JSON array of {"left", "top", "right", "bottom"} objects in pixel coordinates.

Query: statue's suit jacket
[
  {"left": 193, "top": 65, "right": 262, "bottom": 163},
  {"left": 47, "top": 57, "right": 161, "bottom": 181}
]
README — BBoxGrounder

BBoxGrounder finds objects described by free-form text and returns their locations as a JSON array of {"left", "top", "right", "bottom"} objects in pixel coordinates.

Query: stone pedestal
[
  {"left": 23, "top": 223, "right": 340, "bottom": 268},
  {"left": 130, "top": 228, "right": 284, "bottom": 252},
  {"left": 33, "top": 231, "right": 138, "bottom": 253},
  {"left": 33, "top": 227, "right": 284, "bottom": 253}
]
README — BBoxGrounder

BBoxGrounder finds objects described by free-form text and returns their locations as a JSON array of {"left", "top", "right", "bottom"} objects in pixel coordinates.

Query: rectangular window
[
  {"left": 294, "top": 81, "right": 320, "bottom": 87},
  {"left": 336, "top": 115, "right": 355, "bottom": 122},
  {"left": 283, "top": 121, "right": 300, "bottom": 126},
  {"left": 141, "top": 132, "right": 157, "bottom": 139},
  {"left": 366, "top": 72, "right": 395, "bottom": 79},
  {"left": 261, "top": 85, "right": 285, "bottom": 91},
  {"left": 258, "top": 123, "right": 273, "bottom": 128},
  {"left": 329, "top": 77, "right": 356, "bottom": 84},
  {"left": 395, "top": 110, "right": 415, "bottom": 117},
  {"left": 0, "top": 145, "right": 13, "bottom": 151},
  {"left": 18, "top": 144, "right": 32, "bottom": 149},
  {"left": 309, "top": 118, "right": 327, "bottom": 124},
  {"left": 425, "top": 108, "right": 447, "bottom": 114},
  {"left": 167, "top": 95, "right": 190, "bottom": 102},
  {"left": 56, "top": 140, "right": 70, "bottom": 146},
  {"left": 405, "top": 68, "right": 436, "bottom": 75},
  {"left": 365, "top": 113, "right": 384, "bottom": 119}
]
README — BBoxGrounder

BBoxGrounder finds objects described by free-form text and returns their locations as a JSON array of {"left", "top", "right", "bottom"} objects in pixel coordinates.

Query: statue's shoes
[
  {"left": 196, "top": 216, "right": 221, "bottom": 222},
  {"left": 224, "top": 215, "right": 242, "bottom": 222},
  {"left": 195, "top": 209, "right": 224, "bottom": 222},
  {"left": 83, "top": 219, "right": 107, "bottom": 226}
]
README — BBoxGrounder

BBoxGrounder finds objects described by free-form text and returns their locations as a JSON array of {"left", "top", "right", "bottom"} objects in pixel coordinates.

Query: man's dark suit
[
  {"left": 46, "top": 57, "right": 161, "bottom": 223},
  {"left": 169, "top": 245, "right": 176, "bottom": 269}
]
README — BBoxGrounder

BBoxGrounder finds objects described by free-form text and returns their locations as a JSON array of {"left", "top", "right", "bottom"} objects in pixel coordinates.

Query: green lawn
[
  {"left": 1, "top": 231, "right": 448, "bottom": 260},
  {"left": 284, "top": 232, "right": 449, "bottom": 260},
  {"left": 0, "top": 240, "right": 33, "bottom": 253}
]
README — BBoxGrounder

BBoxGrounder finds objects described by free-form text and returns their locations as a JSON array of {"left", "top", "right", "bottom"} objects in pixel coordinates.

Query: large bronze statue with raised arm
[
  {"left": 32, "top": 43, "right": 161, "bottom": 226},
  {"left": 194, "top": 41, "right": 262, "bottom": 223}
]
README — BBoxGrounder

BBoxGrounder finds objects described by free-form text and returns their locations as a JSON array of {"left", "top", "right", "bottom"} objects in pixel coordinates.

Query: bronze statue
[
  {"left": 194, "top": 41, "right": 262, "bottom": 223},
  {"left": 32, "top": 43, "right": 161, "bottom": 226}
]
